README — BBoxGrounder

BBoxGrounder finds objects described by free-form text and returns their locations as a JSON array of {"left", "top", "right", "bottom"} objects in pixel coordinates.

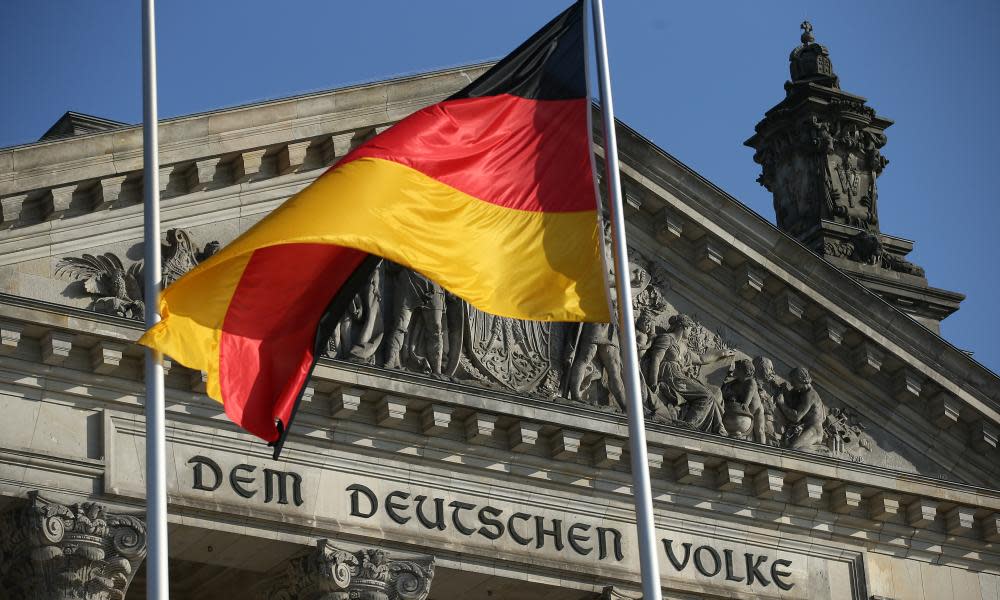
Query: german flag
[{"left": 139, "top": 1, "right": 607, "bottom": 448}]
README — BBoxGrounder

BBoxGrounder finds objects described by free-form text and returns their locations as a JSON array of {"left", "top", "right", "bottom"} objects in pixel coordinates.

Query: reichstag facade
[{"left": 0, "top": 23, "right": 996, "bottom": 600}]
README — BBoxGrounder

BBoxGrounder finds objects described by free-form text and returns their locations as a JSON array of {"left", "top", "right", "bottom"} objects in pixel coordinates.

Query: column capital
[
  {"left": 0, "top": 492, "right": 147, "bottom": 600},
  {"left": 256, "top": 539, "right": 435, "bottom": 600}
]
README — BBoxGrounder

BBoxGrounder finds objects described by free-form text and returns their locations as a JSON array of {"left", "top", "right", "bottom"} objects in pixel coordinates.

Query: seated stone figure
[
  {"left": 775, "top": 367, "right": 827, "bottom": 450},
  {"left": 721, "top": 359, "right": 766, "bottom": 443},
  {"left": 646, "top": 314, "right": 734, "bottom": 434}
]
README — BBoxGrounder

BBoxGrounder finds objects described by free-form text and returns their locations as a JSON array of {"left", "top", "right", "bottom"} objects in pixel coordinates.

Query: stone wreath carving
[{"left": 55, "top": 228, "right": 219, "bottom": 319}]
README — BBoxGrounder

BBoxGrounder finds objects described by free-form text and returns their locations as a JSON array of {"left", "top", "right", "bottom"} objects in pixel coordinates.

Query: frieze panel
[
  {"left": 320, "top": 250, "right": 882, "bottom": 466},
  {"left": 51, "top": 228, "right": 914, "bottom": 470},
  {"left": 55, "top": 232, "right": 888, "bottom": 467}
]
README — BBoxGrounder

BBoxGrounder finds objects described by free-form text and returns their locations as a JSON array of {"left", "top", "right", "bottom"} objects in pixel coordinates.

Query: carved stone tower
[{"left": 746, "top": 22, "right": 964, "bottom": 333}]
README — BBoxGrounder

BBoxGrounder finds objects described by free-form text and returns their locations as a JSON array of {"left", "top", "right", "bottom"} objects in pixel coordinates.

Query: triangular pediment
[{"left": 0, "top": 65, "right": 997, "bottom": 489}]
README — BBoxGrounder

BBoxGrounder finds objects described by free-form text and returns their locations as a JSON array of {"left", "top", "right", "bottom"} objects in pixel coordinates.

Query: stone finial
[
  {"left": 0, "top": 492, "right": 147, "bottom": 600},
  {"left": 789, "top": 21, "right": 838, "bottom": 87},
  {"left": 256, "top": 539, "right": 434, "bottom": 600},
  {"left": 800, "top": 21, "right": 815, "bottom": 44}
]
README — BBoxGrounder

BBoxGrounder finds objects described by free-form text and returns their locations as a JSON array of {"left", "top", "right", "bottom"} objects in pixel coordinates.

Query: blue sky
[{"left": 2, "top": 1, "right": 998, "bottom": 372}]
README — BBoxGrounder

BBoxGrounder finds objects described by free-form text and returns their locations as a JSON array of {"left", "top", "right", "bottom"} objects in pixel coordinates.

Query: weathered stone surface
[
  {"left": 593, "top": 437, "right": 625, "bottom": 468},
  {"left": 906, "top": 498, "right": 939, "bottom": 528},
  {"left": 716, "top": 461, "right": 745, "bottom": 491},
  {"left": 41, "top": 331, "right": 73, "bottom": 365},
  {"left": 332, "top": 386, "right": 364, "bottom": 418},
  {"left": 255, "top": 539, "right": 434, "bottom": 600},
  {"left": 753, "top": 468, "right": 785, "bottom": 499},
  {"left": 0, "top": 492, "right": 147, "bottom": 600},
  {"left": 831, "top": 485, "right": 863, "bottom": 514},
  {"left": 945, "top": 506, "right": 975, "bottom": 536},
  {"left": 420, "top": 404, "right": 453, "bottom": 435},
  {"left": 509, "top": 422, "right": 542, "bottom": 453},
  {"left": 377, "top": 396, "right": 409, "bottom": 428}
]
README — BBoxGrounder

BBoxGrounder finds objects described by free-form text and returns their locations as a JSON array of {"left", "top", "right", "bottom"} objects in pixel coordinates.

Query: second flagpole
[
  {"left": 586, "top": 1, "right": 664, "bottom": 598},
  {"left": 142, "top": 0, "right": 170, "bottom": 596}
]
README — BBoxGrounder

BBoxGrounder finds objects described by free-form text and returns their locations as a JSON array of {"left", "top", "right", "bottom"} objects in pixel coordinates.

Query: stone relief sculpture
[
  {"left": 384, "top": 264, "right": 463, "bottom": 377},
  {"left": 51, "top": 224, "right": 876, "bottom": 465},
  {"left": 54, "top": 253, "right": 145, "bottom": 319},
  {"left": 774, "top": 367, "right": 826, "bottom": 450},
  {"left": 316, "top": 250, "right": 875, "bottom": 464},
  {"left": 328, "top": 262, "right": 384, "bottom": 363},
  {"left": 646, "top": 314, "right": 735, "bottom": 433},
  {"left": 55, "top": 227, "right": 219, "bottom": 320},
  {"left": 720, "top": 359, "right": 766, "bottom": 443}
]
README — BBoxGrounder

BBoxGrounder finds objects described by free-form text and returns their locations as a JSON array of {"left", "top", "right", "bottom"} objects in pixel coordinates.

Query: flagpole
[
  {"left": 142, "top": 0, "right": 170, "bottom": 596},
  {"left": 587, "top": 1, "right": 664, "bottom": 598}
]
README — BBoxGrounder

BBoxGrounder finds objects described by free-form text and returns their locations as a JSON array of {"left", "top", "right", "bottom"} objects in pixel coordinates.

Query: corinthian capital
[
  {"left": 256, "top": 539, "right": 434, "bottom": 600},
  {"left": 0, "top": 491, "right": 147, "bottom": 600}
]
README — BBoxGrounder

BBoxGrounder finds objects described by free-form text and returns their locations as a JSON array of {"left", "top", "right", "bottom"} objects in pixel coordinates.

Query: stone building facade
[{"left": 0, "top": 24, "right": 997, "bottom": 600}]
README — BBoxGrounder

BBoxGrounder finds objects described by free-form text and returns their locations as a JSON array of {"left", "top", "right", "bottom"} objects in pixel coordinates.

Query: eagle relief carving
[{"left": 55, "top": 228, "right": 219, "bottom": 319}]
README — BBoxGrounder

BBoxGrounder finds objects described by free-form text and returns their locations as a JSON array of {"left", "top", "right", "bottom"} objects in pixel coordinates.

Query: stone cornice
[
  {"left": 0, "top": 64, "right": 491, "bottom": 194},
  {"left": 1, "top": 301, "right": 998, "bottom": 561}
]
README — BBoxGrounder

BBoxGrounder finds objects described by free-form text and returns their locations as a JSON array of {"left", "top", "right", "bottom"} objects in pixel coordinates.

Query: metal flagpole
[
  {"left": 587, "top": 1, "right": 664, "bottom": 598},
  {"left": 142, "top": 0, "right": 170, "bottom": 596}
]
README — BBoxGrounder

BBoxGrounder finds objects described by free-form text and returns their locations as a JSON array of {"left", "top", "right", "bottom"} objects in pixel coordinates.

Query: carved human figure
[
  {"left": 385, "top": 267, "right": 446, "bottom": 375},
  {"left": 566, "top": 260, "right": 658, "bottom": 410},
  {"left": 646, "top": 314, "right": 734, "bottom": 433},
  {"left": 775, "top": 367, "right": 827, "bottom": 450},
  {"left": 568, "top": 321, "right": 625, "bottom": 410},
  {"left": 752, "top": 356, "right": 784, "bottom": 446},
  {"left": 721, "top": 359, "right": 766, "bottom": 443},
  {"left": 331, "top": 265, "right": 384, "bottom": 362}
]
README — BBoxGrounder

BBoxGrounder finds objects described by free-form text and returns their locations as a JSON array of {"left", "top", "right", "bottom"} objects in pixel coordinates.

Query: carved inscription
[
  {"left": 346, "top": 483, "right": 625, "bottom": 561},
  {"left": 663, "top": 539, "right": 794, "bottom": 591},
  {"left": 187, "top": 455, "right": 304, "bottom": 506}
]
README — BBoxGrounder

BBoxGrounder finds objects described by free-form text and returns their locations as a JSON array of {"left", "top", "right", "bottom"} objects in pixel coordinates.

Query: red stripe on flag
[
  {"left": 218, "top": 243, "right": 367, "bottom": 441},
  {"left": 341, "top": 95, "right": 595, "bottom": 213}
]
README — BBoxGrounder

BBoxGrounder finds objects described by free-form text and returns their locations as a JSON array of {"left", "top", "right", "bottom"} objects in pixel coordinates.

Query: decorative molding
[
  {"left": 0, "top": 492, "right": 147, "bottom": 600},
  {"left": 255, "top": 539, "right": 434, "bottom": 600}
]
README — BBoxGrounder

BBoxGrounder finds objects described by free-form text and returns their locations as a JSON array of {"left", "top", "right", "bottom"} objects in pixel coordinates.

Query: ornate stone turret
[{"left": 746, "top": 22, "right": 963, "bottom": 332}]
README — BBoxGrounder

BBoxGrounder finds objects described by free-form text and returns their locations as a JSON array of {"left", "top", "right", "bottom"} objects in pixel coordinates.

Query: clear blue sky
[{"left": 2, "top": 1, "right": 998, "bottom": 372}]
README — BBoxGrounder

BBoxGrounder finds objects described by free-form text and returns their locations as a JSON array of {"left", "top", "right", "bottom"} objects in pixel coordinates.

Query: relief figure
[
  {"left": 385, "top": 267, "right": 446, "bottom": 375},
  {"left": 329, "top": 264, "right": 384, "bottom": 362},
  {"left": 721, "top": 359, "right": 766, "bottom": 443},
  {"left": 775, "top": 367, "right": 826, "bottom": 450},
  {"left": 752, "top": 356, "right": 785, "bottom": 446},
  {"left": 646, "top": 314, "right": 735, "bottom": 433}
]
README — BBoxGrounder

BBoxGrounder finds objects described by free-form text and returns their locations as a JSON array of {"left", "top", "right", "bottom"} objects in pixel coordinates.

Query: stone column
[
  {"left": 0, "top": 491, "right": 147, "bottom": 600},
  {"left": 255, "top": 539, "right": 435, "bottom": 600}
]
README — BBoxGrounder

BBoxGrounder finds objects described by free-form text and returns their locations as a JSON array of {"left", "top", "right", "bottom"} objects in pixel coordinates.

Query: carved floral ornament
[
  {"left": 55, "top": 232, "right": 874, "bottom": 464},
  {"left": 0, "top": 492, "right": 147, "bottom": 600}
]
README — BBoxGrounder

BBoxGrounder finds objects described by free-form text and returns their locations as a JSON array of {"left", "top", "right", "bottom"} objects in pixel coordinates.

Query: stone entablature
[
  {"left": 1, "top": 302, "right": 999, "bottom": 563},
  {"left": 0, "top": 64, "right": 492, "bottom": 226}
]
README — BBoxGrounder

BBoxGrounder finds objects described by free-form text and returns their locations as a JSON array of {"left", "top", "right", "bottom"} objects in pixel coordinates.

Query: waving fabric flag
[{"left": 139, "top": 0, "right": 606, "bottom": 446}]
